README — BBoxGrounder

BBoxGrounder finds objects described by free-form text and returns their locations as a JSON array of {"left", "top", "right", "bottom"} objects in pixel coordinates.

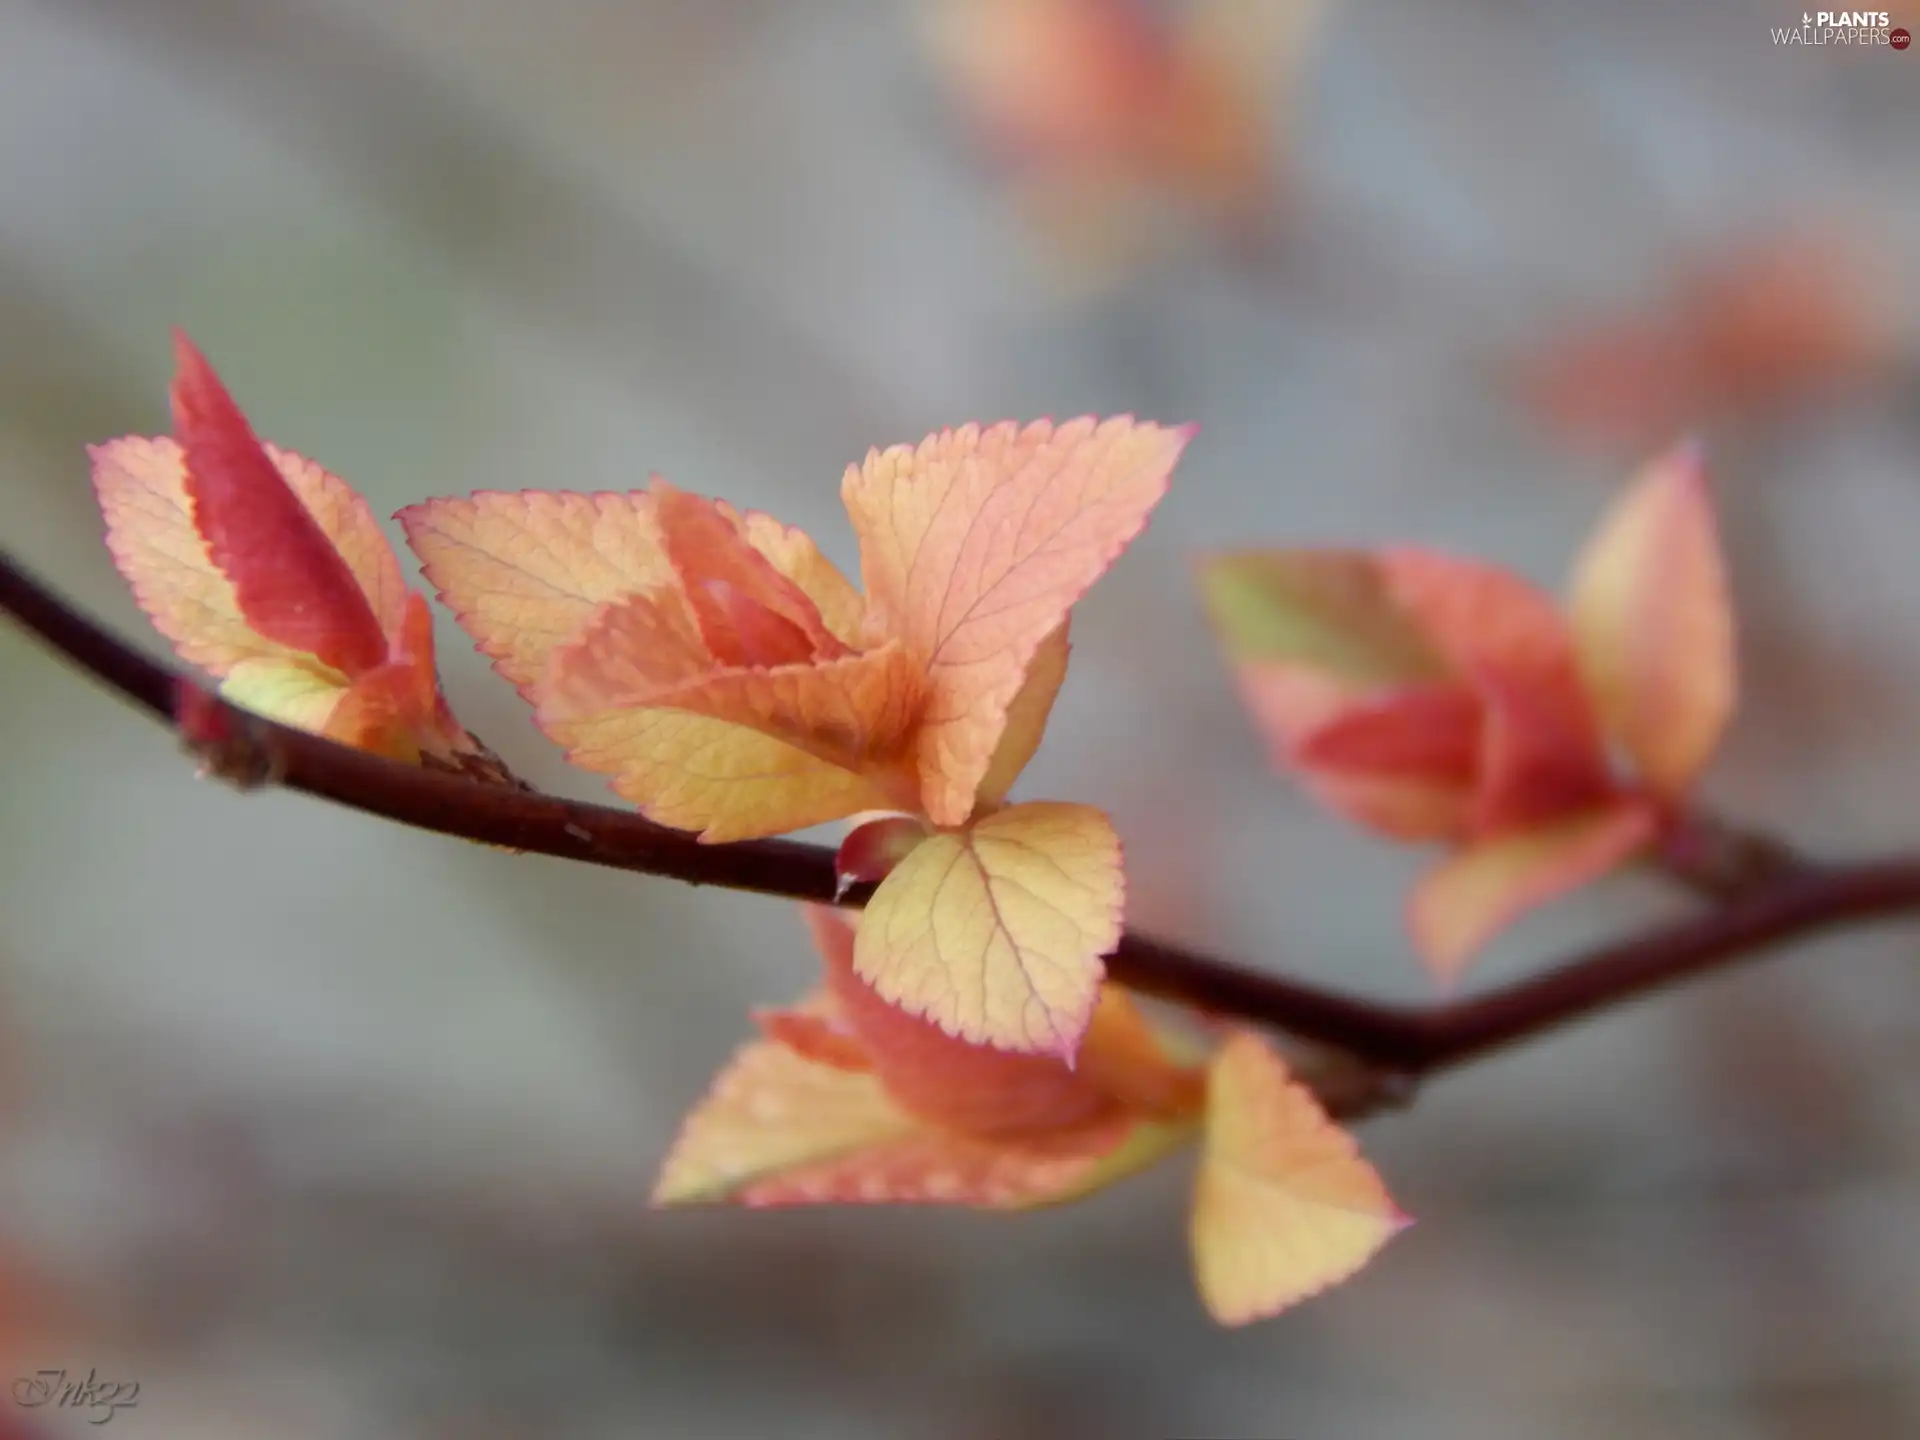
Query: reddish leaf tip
[{"left": 167, "top": 335, "right": 389, "bottom": 676}]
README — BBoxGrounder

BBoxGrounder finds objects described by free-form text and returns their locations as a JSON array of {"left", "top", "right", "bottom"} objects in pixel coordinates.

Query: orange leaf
[
  {"left": 1190, "top": 1031, "right": 1406, "bottom": 1326},
  {"left": 1232, "top": 666, "right": 1474, "bottom": 839},
  {"left": 546, "top": 710, "right": 899, "bottom": 843},
  {"left": 733, "top": 508, "right": 866, "bottom": 646},
  {"left": 1522, "top": 233, "right": 1889, "bottom": 447},
  {"left": 652, "top": 1013, "right": 1124, "bottom": 1210},
  {"left": 976, "top": 621, "right": 1072, "bottom": 808},
  {"left": 539, "top": 590, "right": 727, "bottom": 709},
  {"left": 398, "top": 488, "right": 676, "bottom": 695},
  {"left": 844, "top": 417, "right": 1187, "bottom": 825},
  {"left": 169, "top": 332, "right": 386, "bottom": 676},
  {"left": 651, "top": 479, "right": 847, "bottom": 664},
  {"left": 92, "top": 436, "right": 406, "bottom": 676},
  {"left": 1380, "top": 549, "right": 1612, "bottom": 828},
  {"left": 1408, "top": 799, "right": 1660, "bottom": 984},
  {"left": 538, "top": 599, "right": 923, "bottom": 839},
  {"left": 753, "top": 1006, "right": 873, "bottom": 1072},
  {"left": 1296, "top": 683, "right": 1481, "bottom": 779},
  {"left": 810, "top": 905, "right": 1131, "bottom": 1136},
  {"left": 1568, "top": 441, "right": 1734, "bottom": 797},
  {"left": 852, "top": 801, "right": 1125, "bottom": 1056}
]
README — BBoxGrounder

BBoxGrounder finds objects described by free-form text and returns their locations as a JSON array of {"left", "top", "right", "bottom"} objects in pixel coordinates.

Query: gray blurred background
[{"left": 3, "top": 1, "right": 1920, "bottom": 1435}]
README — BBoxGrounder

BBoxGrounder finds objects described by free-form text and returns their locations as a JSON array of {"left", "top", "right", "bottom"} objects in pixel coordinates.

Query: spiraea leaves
[
  {"left": 1190, "top": 1032, "right": 1407, "bottom": 1326},
  {"left": 90, "top": 332, "right": 487, "bottom": 770},
  {"left": 654, "top": 908, "right": 1199, "bottom": 1211},
  {"left": 404, "top": 420, "right": 1182, "bottom": 1052},
  {"left": 398, "top": 488, "right": 679, "bottom": 693},
  {"left": 406, "top": 418, "right": 1184, "bottom": 850},
  {"left": 853, "top": 802, "right": 1125, "bottom": 1057},
  {"left": 658, "top": 912, "right": 1397, "bottom": 1325},
  {"left": 1200, "top": 443, "right": 1737, "bottom": 980},
  {"left": 168, "top": 332, "right": 389, "bottom": 675}
]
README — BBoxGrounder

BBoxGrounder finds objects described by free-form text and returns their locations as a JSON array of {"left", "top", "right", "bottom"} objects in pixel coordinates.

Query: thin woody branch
[{"left": 8, "top": 546, "right": 1920, "bottom": 1103}]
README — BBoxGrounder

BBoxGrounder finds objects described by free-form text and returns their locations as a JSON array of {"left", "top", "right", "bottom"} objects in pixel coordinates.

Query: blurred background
[{"left": 3, "top": 0, "right": 1920, "bottom": 1434}]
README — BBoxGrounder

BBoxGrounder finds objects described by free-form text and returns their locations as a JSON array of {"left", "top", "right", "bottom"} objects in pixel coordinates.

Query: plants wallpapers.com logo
[{"left": 1773, "top": 10, "right": 1912, "bottom": 45}]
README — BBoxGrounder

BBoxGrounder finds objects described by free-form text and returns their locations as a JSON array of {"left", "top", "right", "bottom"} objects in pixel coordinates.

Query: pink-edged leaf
[
  {"left": 844, "top": 416, "right": 1188, "bottom": 825},
  {"left": 1378, "top": 548, "right": 1612, "bottom": 831},
  {"left": 753, "top": 1007, "right": 874, "bottom": 1072},
  {"left": 650, "top": 479, "right": 847, "bottom": 665},
  {"left": 169, "top": 331, "right": 386, "bottom": 676},
  {"left": 1409, "top": 798, "right": 1660, "bottom": 984},
  {"left": 651, "top": 1006, "right": 1127, "bottom": 1210},
  {"left": 1296, "top": 683, "right": 1481, "bottom": 779},
  {"left": 1191, "top": 1031, "right": 1408, "bottom": 1326},
  {"left": 810, "top": 905, "right": 1126, "bottom": 1136},
  {"left": 1568, "top": 440, "right": 1735, "bottom": 797}
]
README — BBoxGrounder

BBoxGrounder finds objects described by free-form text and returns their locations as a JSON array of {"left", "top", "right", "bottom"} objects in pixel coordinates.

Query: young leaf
[
  {"left": 1568, "top": 442, "right": 1734, "bottom": 797},
  {"left": 1295, "top": 683, "right": 1481, "bottom": 778},
  {"left": 651, "top": 480, "right": 846, "bottom": 663},
  {"left": 542, "top": 708, "right": 899, "bottom": 843},
  {"left": 537, "top": 598, "right": 924, "bottom": 840},
  {"left": 652, "top": 1009, "right": 1126, "bottom": 1209},
  {"left": 731, "top": 508, "right": 867, "bottom": 646},
  {"left": 752, "top": 1006, "right": 874, "bottom": 1072},
  {"left": 853, "top": 801, "right": 1125, "bottom": 1056},
  {"left": 813, "top": 905, "right": 1138, "bottom": 1135},
  {"left": 1190, "top": 1032, "right": 1407, "bottom": 1327},
  {"left": 169, "top": 332, "right": 388, "bottom": 676},
  {"left": 91, "top": 436, "right": 402, "bottom": 677},
  {"left": 843, "top": 417, "right": 1187, "bottom": 825},
  {"left": 397, "top": 489, "right": 676, "bottom": 694},
  {"left": 1379, "top": 549, "right": 1613, "bottom": 830},
  {"left": 1408, "top": 799, "right": 1660, "bottom": 983},
  {"left": 975, "top": 622, "right": 1072, "bottom": 808},
  {"left": 218, "top": 657, "right": 351, "bottom": 734}
]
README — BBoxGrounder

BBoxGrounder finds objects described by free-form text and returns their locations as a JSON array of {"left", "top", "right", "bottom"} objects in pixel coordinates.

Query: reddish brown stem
[{"left": 8, "top": 546, "right": 1920, "bottom": 1095}]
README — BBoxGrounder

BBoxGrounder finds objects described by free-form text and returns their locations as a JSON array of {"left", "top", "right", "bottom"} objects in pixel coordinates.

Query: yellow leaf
[
  {"left": 844, "top": 417, "right": 1187, "bottom": 825},
  {"left": 1567, "top": 441, "right": 1735, "bottom": 797},
  {"left": 976, "top": 622, "right": 1071, "bottom": 809},
  {"left": 1190, "top": 1032, "right": 1406, "bottom": 1327},
  {"left": 652, "top": 1012, "right": 916, "bottom": 1206},
  {"left": 1409, "top": 799, "right": 1659, "bottom": 984},
  {"left": 550, "top": 708, "right": 898, "bottom": 843},
  {"left": 853, "top": 801, "right": 1124, "bottom": 1056},
  {"left": 654, "top": 1012, "right": 1128, "bottom": 1209},
  {"left": 218, "top": 656, "right": 349, "bottom": 733}
]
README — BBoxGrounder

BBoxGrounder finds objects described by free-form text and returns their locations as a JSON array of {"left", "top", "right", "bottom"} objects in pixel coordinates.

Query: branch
[{"left": 9, "top": 547, "right": 1920, "bottom": 1106}]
